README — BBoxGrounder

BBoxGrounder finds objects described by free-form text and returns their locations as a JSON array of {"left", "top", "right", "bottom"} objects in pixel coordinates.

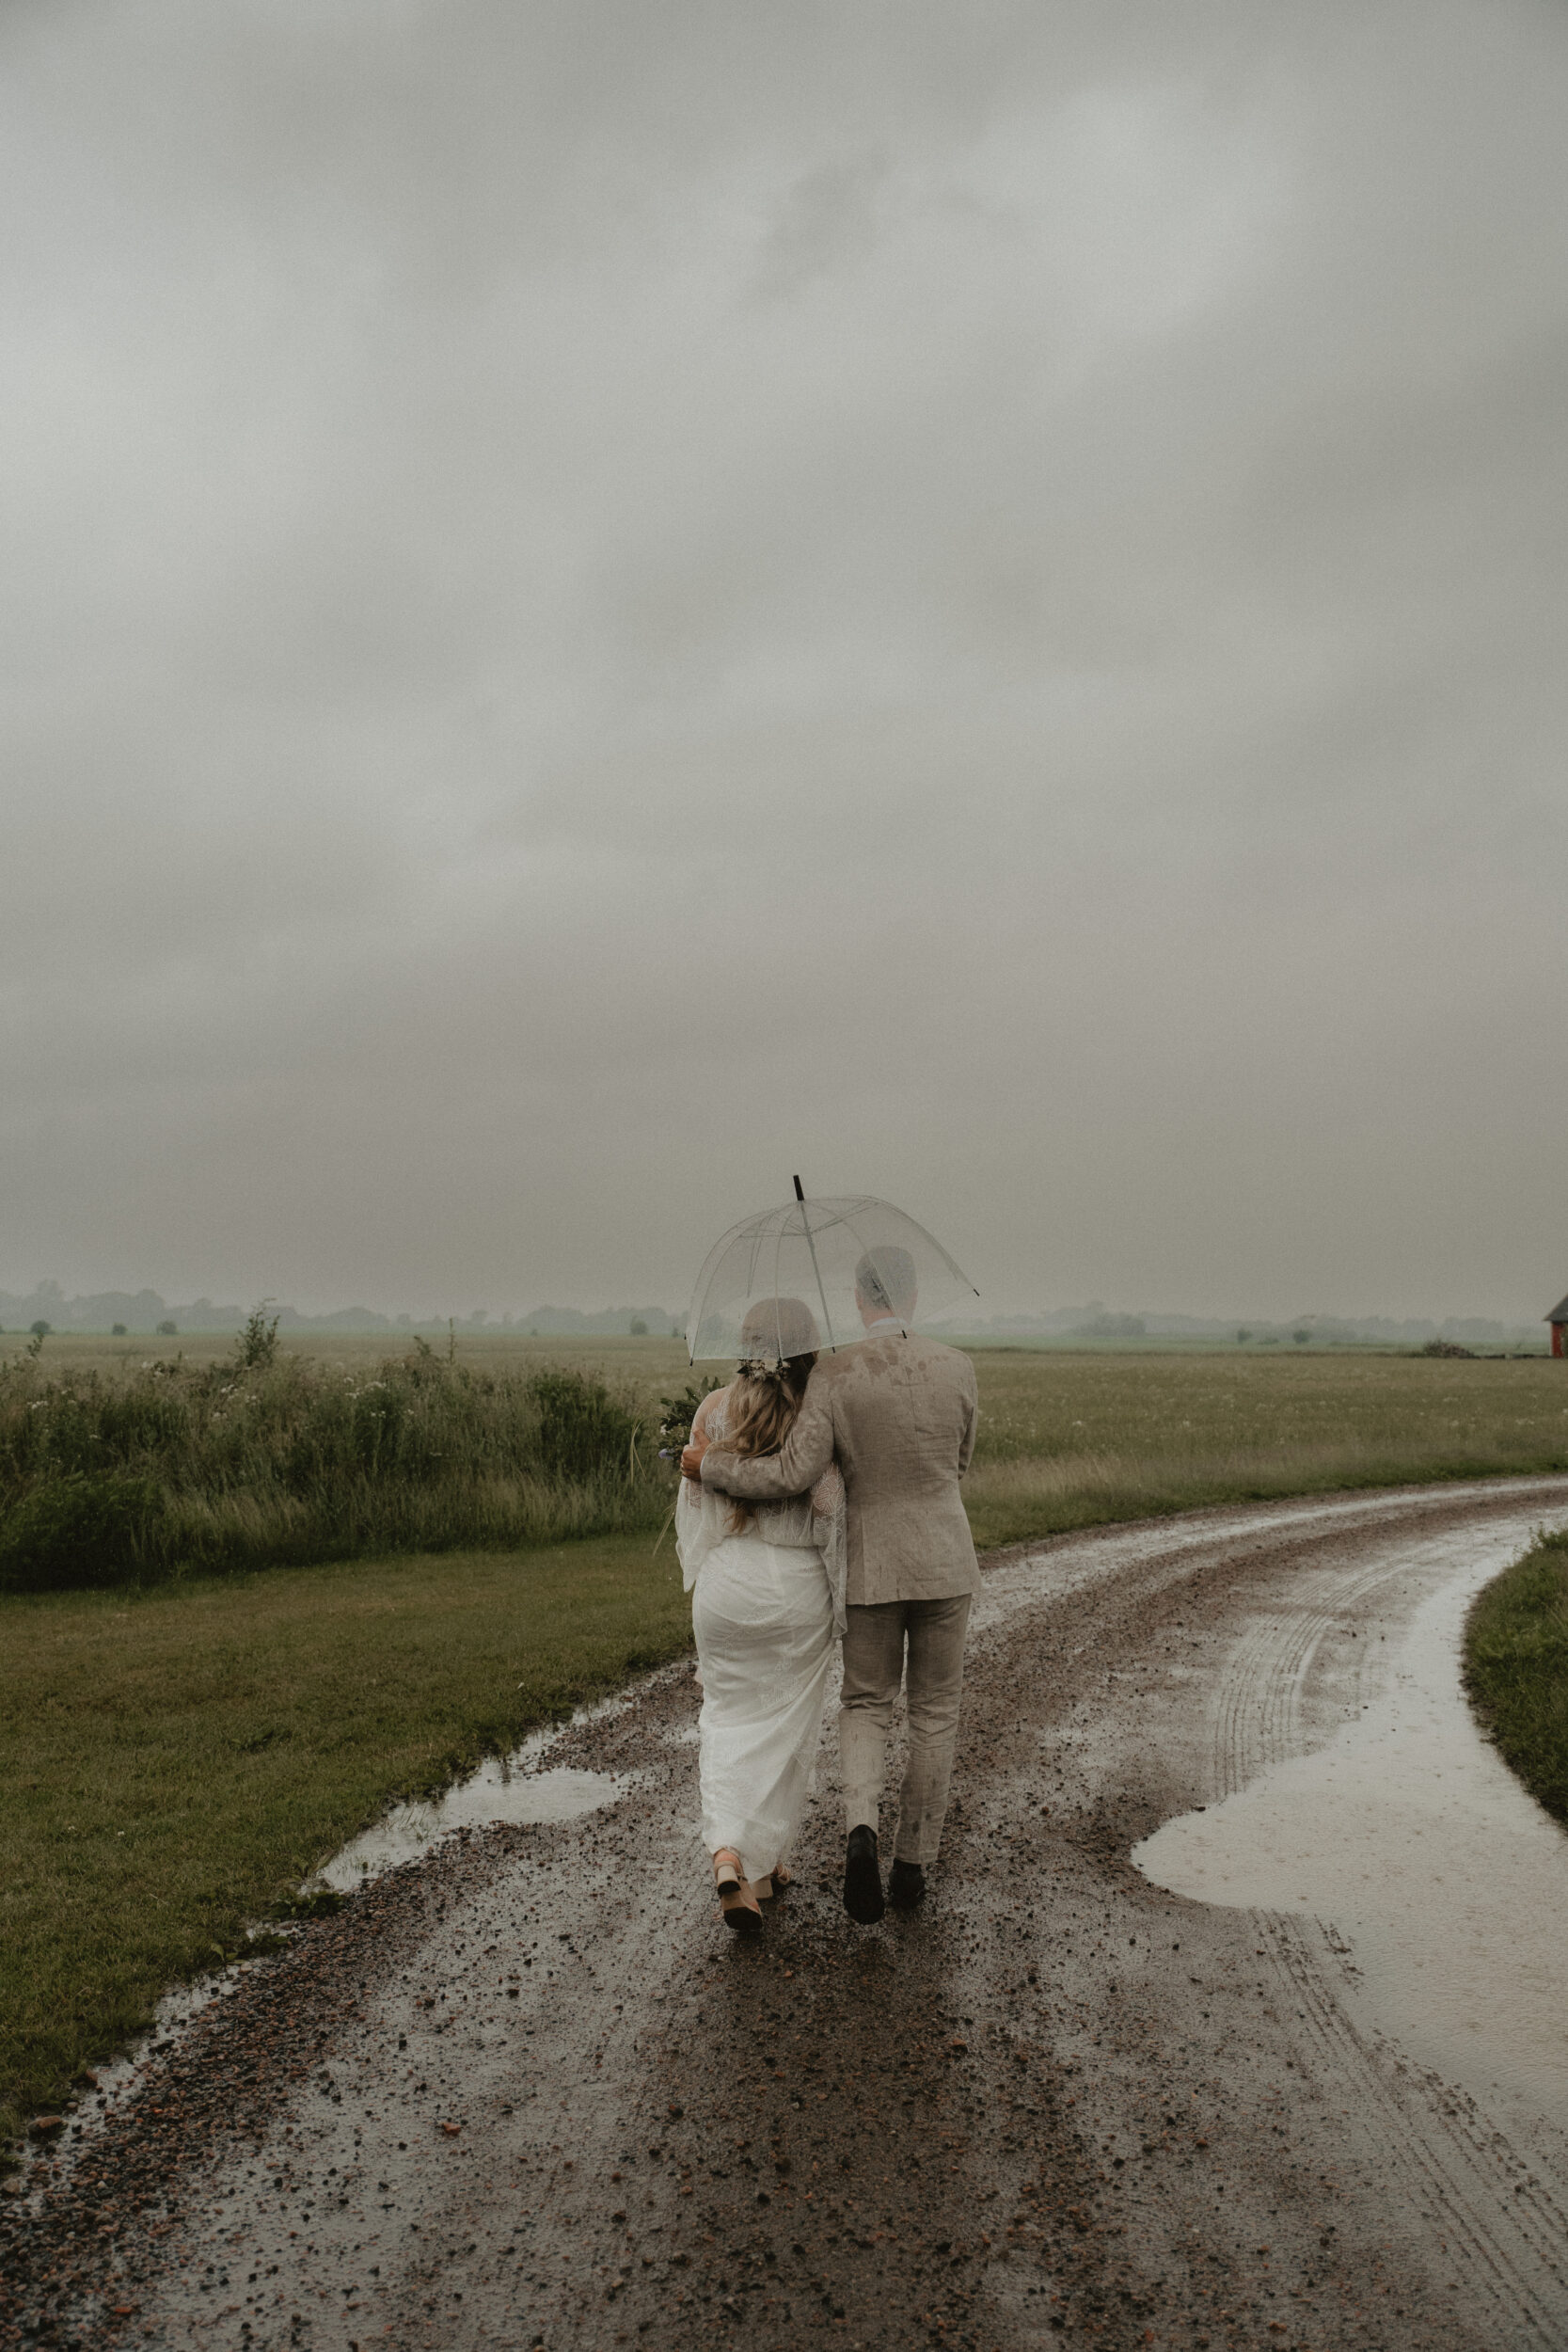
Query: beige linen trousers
[{"left": 699, "top": 1332, "right": 980, "bottom": 1865}]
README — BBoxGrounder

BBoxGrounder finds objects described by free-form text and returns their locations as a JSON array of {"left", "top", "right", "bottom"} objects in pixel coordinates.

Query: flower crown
[{"left": 736, "top": 1356, "right": 794, "bottom": 1387}]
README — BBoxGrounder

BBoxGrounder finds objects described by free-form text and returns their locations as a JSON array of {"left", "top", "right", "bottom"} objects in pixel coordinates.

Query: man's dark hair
[{"left": 854, "top": 1245, "right": 917, "bottom": 1318}]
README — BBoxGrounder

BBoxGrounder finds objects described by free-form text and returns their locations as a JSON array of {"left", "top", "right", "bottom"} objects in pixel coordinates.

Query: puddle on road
[
  {"left": 1134, "top": 1536, "right": 1568, "bottom": 2134},
  {"left": 312, "top": 1661, "right": 700, "bottom": 1890},
  {"left": 318, "top": 1763, "right": 623, "bottom": 1890}
]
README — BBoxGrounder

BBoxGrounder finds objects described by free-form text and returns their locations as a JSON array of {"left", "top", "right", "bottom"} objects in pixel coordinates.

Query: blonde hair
[{"left": 723, "top": 1296, "right": 819, "bottom": 1533}]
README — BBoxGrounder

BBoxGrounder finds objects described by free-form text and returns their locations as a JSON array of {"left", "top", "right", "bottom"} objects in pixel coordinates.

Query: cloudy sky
[{"left": 3, "top": 0, "right": 1565, "bottom": 1323}]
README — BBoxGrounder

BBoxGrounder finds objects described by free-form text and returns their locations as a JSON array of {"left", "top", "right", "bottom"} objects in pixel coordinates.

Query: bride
[{"left": 675, "top": 1295, "right": 846, "bottom": 1934}]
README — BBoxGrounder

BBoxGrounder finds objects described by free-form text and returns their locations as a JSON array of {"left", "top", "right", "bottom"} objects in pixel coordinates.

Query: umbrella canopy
[{"left": 686, "top": 1185, "right": 979, "bottom": 1362}]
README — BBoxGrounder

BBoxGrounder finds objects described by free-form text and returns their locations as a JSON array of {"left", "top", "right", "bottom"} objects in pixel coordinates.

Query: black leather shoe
[
  {"left": 843, "top": 1825, "right": 885, "bottom": 1925},
  {"left": 888, "top": 1859, "right": 926, "bottom": 1910}
]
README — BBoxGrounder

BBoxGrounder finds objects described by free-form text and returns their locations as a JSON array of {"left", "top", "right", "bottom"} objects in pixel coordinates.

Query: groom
[{"left": 683, "top": 1245, "right": 980, "bottom": 1924}]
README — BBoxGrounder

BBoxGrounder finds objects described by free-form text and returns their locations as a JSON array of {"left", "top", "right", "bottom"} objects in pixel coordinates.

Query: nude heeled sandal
[{"left": 712, "top": 1850, "right": 763, "bottom": 1934}]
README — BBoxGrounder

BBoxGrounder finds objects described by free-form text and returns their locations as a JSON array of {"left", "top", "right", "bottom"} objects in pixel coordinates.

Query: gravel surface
[{"left": 6, "top": 1476, "right": 1568, "bottom": 2352}]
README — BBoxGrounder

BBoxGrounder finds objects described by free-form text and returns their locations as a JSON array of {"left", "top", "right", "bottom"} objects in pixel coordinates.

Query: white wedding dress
[{"left": 675, "top": 1392, "right": 847, "bottom": 1883}]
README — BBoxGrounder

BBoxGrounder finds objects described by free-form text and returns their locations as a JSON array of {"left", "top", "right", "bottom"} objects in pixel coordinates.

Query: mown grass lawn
[
  {"left": 0, "top": 1534, "right": 691, "bottom": 2146},
  {"left": 1465, "top": 1528, "right": 1568, "bottom": 1829}
]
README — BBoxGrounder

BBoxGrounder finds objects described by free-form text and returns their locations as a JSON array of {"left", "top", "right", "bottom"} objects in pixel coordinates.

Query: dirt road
[{"left": 8, "top": 1477, "right": 1568, "bottom": 2352}]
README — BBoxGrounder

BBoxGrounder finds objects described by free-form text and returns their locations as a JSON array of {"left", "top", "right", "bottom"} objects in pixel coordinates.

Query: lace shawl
[{"left": 674, "top": 1396, "right": 847, "bottom": 1634}]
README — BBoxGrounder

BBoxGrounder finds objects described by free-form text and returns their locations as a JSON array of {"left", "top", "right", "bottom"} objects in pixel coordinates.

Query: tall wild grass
[{"left": 0, "top": 1323, "right": 670, "bottom": 1592}]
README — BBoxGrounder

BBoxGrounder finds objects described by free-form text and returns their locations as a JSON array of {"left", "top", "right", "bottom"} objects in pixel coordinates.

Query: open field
[
  {"left": 961, "top": 1347, "right": 1568, "bottom": 1549},
  {"left": 16, "top": 1326, "right": 1551, "bottom": 1389},
  {"left": 1465, "top": 1526, "right": 1568, "bottom": 1826},
  {"left": 0, "top": 1535, "right": 692, "bottom": 2147},
  {"left": 8, "top": 1333, "right": 1568, "bottom": 1592},
  {"left": 4, "top": 1343, "right": 1567, "bottom": 2146}
]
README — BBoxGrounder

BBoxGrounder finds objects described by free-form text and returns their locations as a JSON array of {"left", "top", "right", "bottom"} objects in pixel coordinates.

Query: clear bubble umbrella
[{"left": 686, "top": 1179, "right": 979, "bottom": 1363}]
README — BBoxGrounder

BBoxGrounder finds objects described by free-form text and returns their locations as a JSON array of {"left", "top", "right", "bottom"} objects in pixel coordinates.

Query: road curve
[{"left": 7, "top": 1475, "right": 1568, "bottom": 2352}]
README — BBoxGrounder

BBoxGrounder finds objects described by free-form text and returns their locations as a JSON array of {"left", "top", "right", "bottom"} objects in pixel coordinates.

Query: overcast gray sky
[{"left": 3, "top": 0, "right": 1565, "bottom": 1323}]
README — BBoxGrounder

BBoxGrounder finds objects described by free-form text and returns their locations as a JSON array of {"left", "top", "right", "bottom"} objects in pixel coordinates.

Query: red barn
[{"left": 1548, "top": 1293, "right": 1568, "bottom": 1359}]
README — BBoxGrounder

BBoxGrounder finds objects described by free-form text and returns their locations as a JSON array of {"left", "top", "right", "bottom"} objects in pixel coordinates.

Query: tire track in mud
[{"left": 1204, "top": 1517, "right": 1568, "bottom": 2344}]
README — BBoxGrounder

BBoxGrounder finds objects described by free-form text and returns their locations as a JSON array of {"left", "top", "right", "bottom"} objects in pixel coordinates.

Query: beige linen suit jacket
[{"left": 699, "top": 1332, "right": 980, "bottom": 1607}]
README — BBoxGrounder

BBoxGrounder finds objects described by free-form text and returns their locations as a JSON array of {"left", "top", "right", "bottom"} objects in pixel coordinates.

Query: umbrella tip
[{"left": 792, "top": 1173, "right": 804, "bottom": 1201}]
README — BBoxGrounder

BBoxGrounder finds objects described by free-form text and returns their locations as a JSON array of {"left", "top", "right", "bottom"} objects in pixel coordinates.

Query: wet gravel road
[{"left": 7, "top": 1476, "right": 1568, "bottom": 2352}]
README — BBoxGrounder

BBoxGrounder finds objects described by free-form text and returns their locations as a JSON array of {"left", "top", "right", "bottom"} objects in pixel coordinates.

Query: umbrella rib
[
  {"left": 772, "top": 1211, "right": 784, "bottom": 1360},
  {"left": 745, "top": 1222, "right": 768, "bottom": 1302},
  {"left": 795, "top": 1187, "right": 837, "bottom": 1353}
]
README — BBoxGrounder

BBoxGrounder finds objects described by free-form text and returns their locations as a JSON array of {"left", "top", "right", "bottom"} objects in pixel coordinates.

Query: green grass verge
[
  {"left": 0, "top": 1533, "right": 692, "bottom": 2148},
  {"left": 1465, "top": 1529, "right": 1568, "bottom": 1828}
]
